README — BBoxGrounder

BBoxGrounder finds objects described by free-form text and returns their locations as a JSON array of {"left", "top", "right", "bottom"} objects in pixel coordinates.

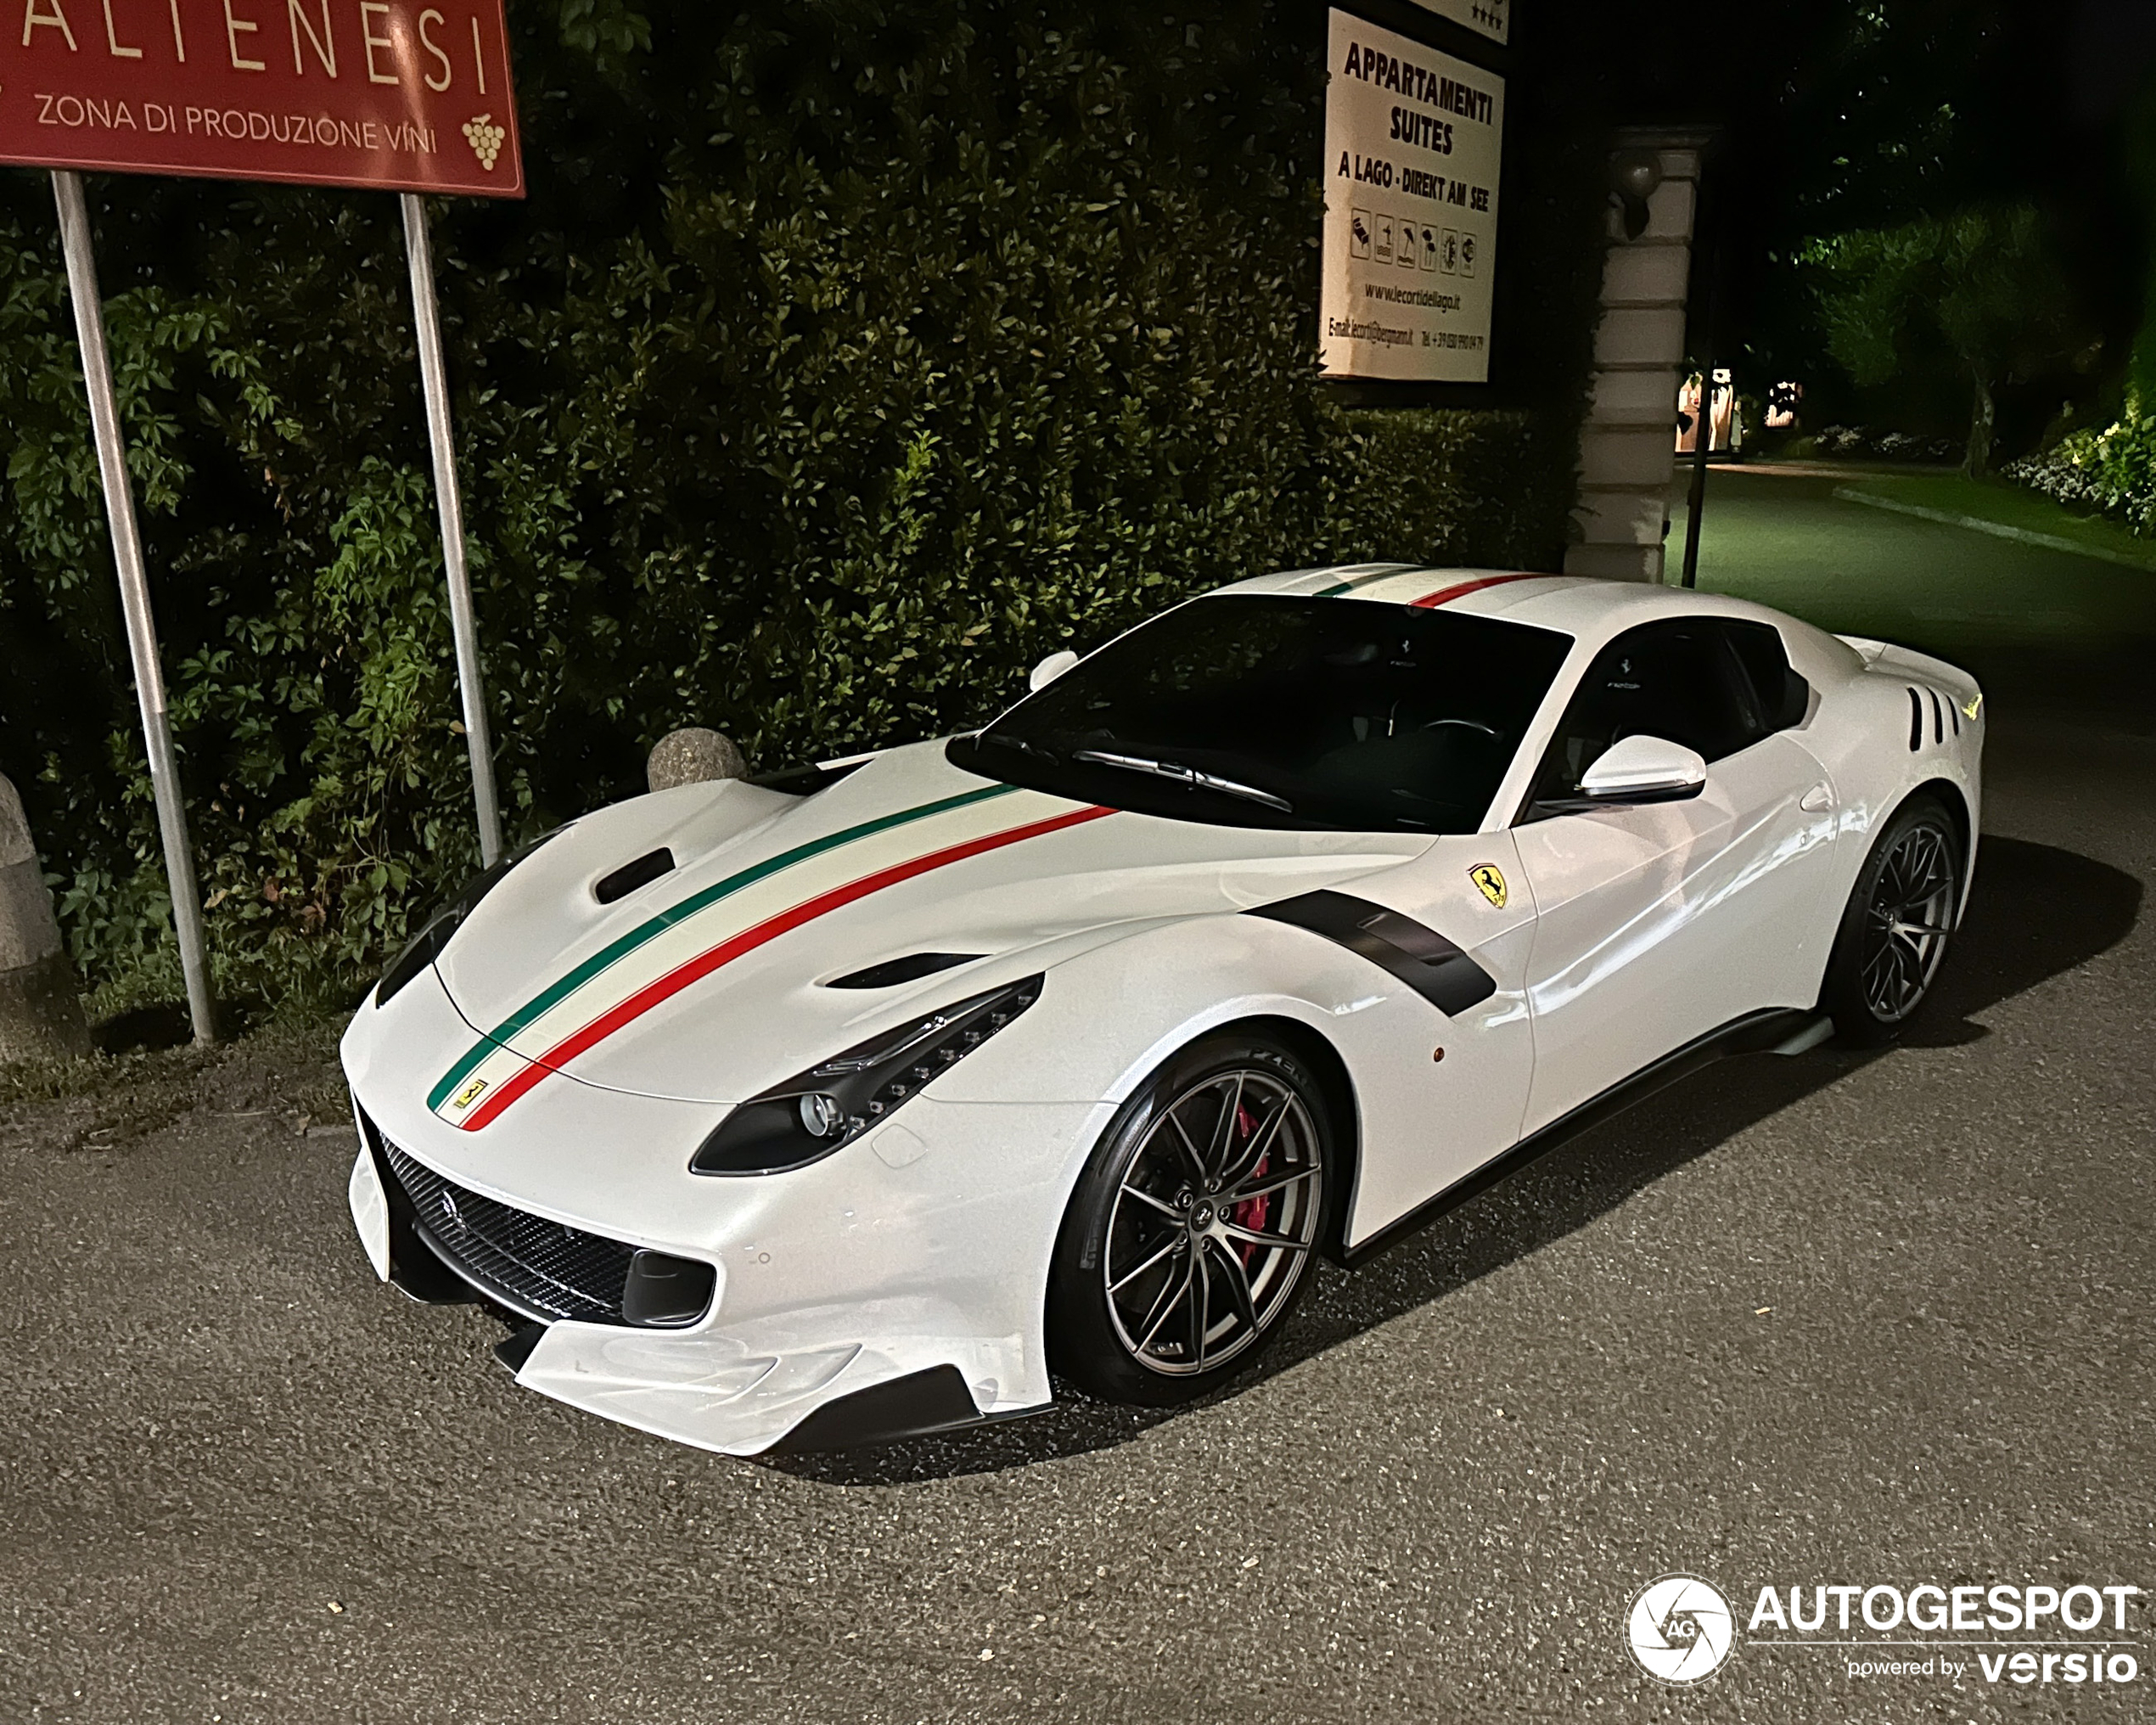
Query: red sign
[{"left": 0, "top": 0, "right": 522, "bottom": 196}]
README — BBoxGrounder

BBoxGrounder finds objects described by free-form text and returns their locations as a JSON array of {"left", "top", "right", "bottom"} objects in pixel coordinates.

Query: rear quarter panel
[{"left": 1794, "top": 635, "right": 1985, "bottom": 925}]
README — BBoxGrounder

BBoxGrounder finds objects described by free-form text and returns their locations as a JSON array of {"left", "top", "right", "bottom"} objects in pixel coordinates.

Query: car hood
[{"left": 425, "top": 740, "right": 1429, "bottom": 1113}]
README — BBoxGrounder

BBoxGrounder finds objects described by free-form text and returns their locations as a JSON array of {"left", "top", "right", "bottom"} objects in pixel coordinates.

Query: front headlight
[
  {"left": 689, "top": 975, "right": 1044, "bottom": 1176},
  {"left": 373, "top": 828, "right": 569, "bottom": 1007}
]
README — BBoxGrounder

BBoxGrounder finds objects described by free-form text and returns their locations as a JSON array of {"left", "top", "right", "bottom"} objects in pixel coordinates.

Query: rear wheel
[
  {"left": 1821, "top": 795, "right": 1962, "bottom": 1046},
  {"left": 1047, "top": 1032, "right": 1331, "bottom": 1406}
]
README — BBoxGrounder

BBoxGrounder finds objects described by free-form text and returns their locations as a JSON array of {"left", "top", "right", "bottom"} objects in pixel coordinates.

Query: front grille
[{"left": 381, "top": 1142, "right": 636, "bottom": 1325}]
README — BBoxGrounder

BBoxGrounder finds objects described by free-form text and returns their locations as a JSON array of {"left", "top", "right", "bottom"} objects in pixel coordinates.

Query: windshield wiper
[
  {"left": 1073, "top": 750, "right": 1294, "bottom": 812},
  {"left": 978, "top": 732, "right": 1060, "bottom": 763}
]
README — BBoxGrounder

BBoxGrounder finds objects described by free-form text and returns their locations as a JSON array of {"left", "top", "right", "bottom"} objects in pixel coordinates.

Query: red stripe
[
  {"left": 459, "top": 804, "right": 1116, "bottom": 1131},
  {"left": 1409, "top": 573, "right": 1542, "bottom": 610}
]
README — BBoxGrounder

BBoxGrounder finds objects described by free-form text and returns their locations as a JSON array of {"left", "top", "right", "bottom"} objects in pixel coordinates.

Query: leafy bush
[
  {"left": 0, "top": 3, "right": 1597, "bottom": 1011},
  {"left": 2005, "top": 395, "right": 2156, "bottom": 538}
]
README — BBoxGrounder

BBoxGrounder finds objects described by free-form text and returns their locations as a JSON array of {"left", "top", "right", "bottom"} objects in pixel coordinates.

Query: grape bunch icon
[{"left": 463, "top": 114, "right": 507, "bottom": 171}]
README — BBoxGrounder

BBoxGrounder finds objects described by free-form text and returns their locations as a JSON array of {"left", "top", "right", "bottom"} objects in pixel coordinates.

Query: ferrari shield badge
[{"left": 1468, "top": 864, "right": 1508, "bottom": 908}]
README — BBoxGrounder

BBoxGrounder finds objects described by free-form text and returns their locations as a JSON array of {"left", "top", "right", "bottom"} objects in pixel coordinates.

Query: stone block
[
  {"left": 1580, "top": 428, "right": 1680, "bottom": 488},
  {"left": 1599, "top": 244, "right": 1693, "bottom": 308},
  {"left": 1588, "top": 367, "right": 1683, "bottom": 429},
  {"left": 1575, "top": 486, "right": 1671, "bottom": 548},
  {"left": 648, "top": 728, "right": 749, "bottom": 794},
  {"left": 1564, "top": 542, "right": 1665, "bottom": 582},
  {"left": 1592, "top": 306, "right": 1687, "bottom": 368},
  {"left": 0, "top": 774, "right": 88, "bottom": 1062}
]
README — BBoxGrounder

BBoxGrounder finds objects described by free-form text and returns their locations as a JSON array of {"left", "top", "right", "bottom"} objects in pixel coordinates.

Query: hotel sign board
[
  {"left": 1319, "top": 8, "right": 1505, "bottom": 385},
  {"left": 0, "top": 0, "right": 524, "bottom": 196},
  {"left": 1409, "top": 0, "right": 1509, "bottom": 47}
]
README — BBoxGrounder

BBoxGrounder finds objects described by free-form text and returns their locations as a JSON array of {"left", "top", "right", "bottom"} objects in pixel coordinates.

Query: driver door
[{"left": 1513, "top": 619, "right": 1839, "bottom": 1133}]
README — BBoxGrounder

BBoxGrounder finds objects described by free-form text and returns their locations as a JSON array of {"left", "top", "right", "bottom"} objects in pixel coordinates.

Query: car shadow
[{"left": 761, "top": 836, "right": 2141, "bottom": 1486}]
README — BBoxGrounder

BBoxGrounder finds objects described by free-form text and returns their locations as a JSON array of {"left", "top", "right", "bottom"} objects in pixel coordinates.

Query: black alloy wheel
[
  {"left": 1822, "top": 794, "right": 1963, "bottom": 1045},
  {"left": 1048, "top": 1033, "right": 1332, "bottom": 1406}
]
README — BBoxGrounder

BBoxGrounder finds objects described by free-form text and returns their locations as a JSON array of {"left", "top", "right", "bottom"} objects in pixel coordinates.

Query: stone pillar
[
  {"left": 1566, "top": 130, "right": 1713, "bottom": 583},
  {"left": 0, "top": 774, "right": 90, "bottom": 1062}
]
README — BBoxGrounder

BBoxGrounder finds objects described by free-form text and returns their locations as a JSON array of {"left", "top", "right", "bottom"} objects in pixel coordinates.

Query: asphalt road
[{"left": 3, "top": 475, "right": 2152, "bottom": 1722}]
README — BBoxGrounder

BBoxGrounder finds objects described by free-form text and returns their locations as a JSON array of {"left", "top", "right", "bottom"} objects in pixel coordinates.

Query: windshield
[{"left": 946, "top": 595, "right": 1573, "bottom": 833}]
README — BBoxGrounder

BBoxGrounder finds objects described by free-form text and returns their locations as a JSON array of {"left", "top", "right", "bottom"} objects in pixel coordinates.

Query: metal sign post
[
  {"left": 1680, "top": 244, "right": 1721, "bottom": 591},
  {"left": 401, "top": 194, "right": 504, "bottom": 869},
  {"left": 51, "top": 170, "right": 216, "bottom": 1044},
  {"left": 2, "top": 3, "right": 526, "bottom": 999}
]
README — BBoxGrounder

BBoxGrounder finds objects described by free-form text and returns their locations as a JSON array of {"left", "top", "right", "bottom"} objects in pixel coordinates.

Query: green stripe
[
  {"left": 426, "top": 783, "right": 1019, "bottom": 1110},
  {"left": 1313, "top": 566, "right": 1417, "bottom": 598}
]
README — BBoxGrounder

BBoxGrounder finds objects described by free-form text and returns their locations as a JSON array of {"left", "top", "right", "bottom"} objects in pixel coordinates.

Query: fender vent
[
  {"left": 1906, "top": 688, "right": 1923, "bottom": 752},
  {"left": 1247, "top": 890, "right": 1496, "bottom": 1018},
  {"left": 825, "top": 952, "right": 984, "bottom": 989},
  {"left": 594, "top": 847, "right": 676, "bottom": 905}
]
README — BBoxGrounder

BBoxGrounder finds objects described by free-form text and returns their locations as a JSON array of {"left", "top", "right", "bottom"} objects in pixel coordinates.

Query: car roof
[{"left": 1210, "top": 565, "right": 1794, "bottom": 643}]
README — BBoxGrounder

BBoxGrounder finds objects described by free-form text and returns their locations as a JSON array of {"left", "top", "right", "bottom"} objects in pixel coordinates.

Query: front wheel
[
  {"left": 1820, "top": 794, "right": 1963, "bottom": 1046},
  {"left": 1047, "top": 1032, "right": 1332, "bottom": 1406}
]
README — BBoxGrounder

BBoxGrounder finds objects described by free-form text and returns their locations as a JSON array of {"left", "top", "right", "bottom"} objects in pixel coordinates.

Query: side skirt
[{"left": 1337, "top": 1007, "right": 1826, "bottom": 1269}]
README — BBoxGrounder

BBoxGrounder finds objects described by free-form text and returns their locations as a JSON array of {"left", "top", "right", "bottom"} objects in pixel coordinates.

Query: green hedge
[{"left": 0, "top": 3, "right": 1598, "bottom": 1012}]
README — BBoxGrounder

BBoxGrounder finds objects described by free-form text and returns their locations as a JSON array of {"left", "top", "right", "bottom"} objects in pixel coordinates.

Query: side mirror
[
  {"left": 1577, "top": 733, "right": 1707, "bottom": 804},
  {"left": 1028, "top": 649, "right": 1081, "bottom": 693}
]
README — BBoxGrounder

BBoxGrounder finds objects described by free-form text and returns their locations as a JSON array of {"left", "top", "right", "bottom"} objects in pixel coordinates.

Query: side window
[
  {"left": 1722, "top": 619, "right": 1811, "bottom": 732},
  {"left": 1524, "top": 621, "right": 1766, "bottom": 814}
]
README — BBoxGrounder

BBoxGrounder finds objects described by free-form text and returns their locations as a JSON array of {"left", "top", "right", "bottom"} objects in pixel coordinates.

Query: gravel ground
[{"left": 3, "top": 495, "right": 2152, "bottom": 1722}]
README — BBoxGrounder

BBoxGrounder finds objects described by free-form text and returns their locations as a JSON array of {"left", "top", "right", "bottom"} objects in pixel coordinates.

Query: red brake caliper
[{"left": 1227, "top": 1103, "right": 1270, "bottom": 1262}]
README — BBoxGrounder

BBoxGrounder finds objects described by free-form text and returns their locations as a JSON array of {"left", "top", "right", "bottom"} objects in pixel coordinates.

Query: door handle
[{"left": 1799, "top": 784, "right": 1833, "bottom": 813}]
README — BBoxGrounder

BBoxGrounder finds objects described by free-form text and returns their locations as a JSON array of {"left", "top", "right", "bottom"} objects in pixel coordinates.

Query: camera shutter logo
[{"left": 1627, "top": 1575, "right": 1735, "bottom": 1684}]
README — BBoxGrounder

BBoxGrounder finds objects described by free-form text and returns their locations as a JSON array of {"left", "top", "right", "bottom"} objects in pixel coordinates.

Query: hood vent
[
  {"left": 825, "top": 952, "right": 984, "bottom": 990},
  {"left": 593, "top": 847, "right": 677, "bottom": 905}
]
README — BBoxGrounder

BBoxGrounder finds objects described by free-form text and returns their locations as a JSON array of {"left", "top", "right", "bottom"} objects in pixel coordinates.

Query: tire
[
  {"left": 1047, "top": 1031, "right": 1333, "bottom": 1407},
  {"left": 1820, "top": 794, "right": 1963, "bottom": 1047}
]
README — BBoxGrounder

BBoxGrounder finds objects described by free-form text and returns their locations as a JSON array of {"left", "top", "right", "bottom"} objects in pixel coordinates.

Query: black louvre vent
[
  {"left": 381, "top": 1142, "right": 637, "bottom": 1326},
  {"left": 594, "top": 846, "right": 676, "bottom": 905}
]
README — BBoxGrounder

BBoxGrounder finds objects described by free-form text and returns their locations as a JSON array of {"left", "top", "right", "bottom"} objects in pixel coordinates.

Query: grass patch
[
  {"left": 0, "top": 1014, "right": 348, "bottom": 1116},
  {"left": 1834, "top": 473, "right": 2156, "bottom": 571}
]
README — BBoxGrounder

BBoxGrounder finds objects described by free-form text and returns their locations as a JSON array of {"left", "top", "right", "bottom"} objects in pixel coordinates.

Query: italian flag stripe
[
  {"left": 426, "top": 783, "right": 1020, "bottom": 1115},
  {"left": 452, "top": 802, "right": 1114, "bottom": 1132},
  {"left": 426, "top": 786, "right": 1116, "bottom": 1131},
  {"left": 1311, "top": 567, "right": 1418, "bottom": 598},
  {"left": 1409, "top": 573, "right": 1541, "bottom": 609}
]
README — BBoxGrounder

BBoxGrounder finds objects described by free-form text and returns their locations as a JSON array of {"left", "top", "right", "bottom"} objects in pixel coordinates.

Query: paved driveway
[{"left": 3, "top": 477, "right": 2151, "bottom": 1722}]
